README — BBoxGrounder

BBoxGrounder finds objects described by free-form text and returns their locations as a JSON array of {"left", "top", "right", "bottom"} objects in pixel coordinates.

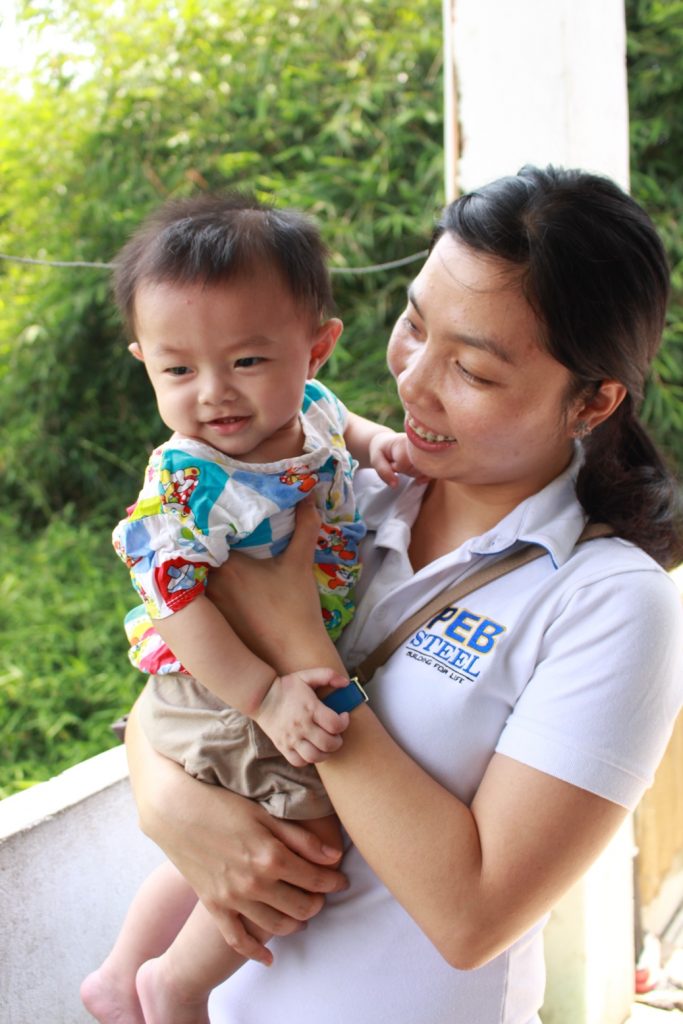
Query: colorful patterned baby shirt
[{"left": 113, "top": 380, "right": 365, "bottom": 675}]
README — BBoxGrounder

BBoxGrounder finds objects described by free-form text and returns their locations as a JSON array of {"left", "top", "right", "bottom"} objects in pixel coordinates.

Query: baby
[{"left": 81, "top": 192, "right": 412, "bottom": 1024}]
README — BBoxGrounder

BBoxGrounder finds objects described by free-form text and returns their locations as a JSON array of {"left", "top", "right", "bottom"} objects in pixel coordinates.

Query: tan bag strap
[{"left": 353, "top": 521, "right": 612, "bottom": 685}]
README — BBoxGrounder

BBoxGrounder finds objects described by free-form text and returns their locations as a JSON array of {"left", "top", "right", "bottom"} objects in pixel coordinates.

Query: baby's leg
[
  {"left": 80, "top": 859, "right": 197, "bottom": 1024},
  {"left": 301, "top": 812, "right": 344, "bottom": 866},
  {"left": 135, "top": 813, "right": 342, "bottom": 1024},
  {"left": 135, "top": 900, "right": 249, "bottom": 1024}
]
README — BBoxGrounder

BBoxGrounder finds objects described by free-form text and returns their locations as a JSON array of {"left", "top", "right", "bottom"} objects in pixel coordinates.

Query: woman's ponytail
[{"left": 576, "top": 398, "right": 682, "bottom": 568}]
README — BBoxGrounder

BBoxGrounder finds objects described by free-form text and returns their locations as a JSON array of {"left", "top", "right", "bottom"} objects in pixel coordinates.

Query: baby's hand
[
  {"left": 369, "top": 430, "right": 424, "bottom": 487},
  {"left": 253, "top": 668, "right": 350, "bottom": 768}
]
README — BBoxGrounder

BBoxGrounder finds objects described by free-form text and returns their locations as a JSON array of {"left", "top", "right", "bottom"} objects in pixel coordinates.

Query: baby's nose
[{"left": 199, "top": 372, "right": 234, "bottom": 404}]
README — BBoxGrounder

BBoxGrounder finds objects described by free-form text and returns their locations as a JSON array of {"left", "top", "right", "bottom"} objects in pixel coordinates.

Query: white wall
[
  {"left": 448, "top": 0, "right": 630, "bottom": 194},
  {"left": 0, "top": 746, "right": 636, "bottom": 1024},
  {"left": 0, "top": 747, "right": 163, "bottom": 1024}
]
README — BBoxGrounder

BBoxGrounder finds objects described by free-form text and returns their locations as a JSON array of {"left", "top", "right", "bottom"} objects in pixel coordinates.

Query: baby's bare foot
[
  {"left": 136, "top": 958, "right": 211, "bottom": 1024},
  {"left": 80, "top": 963, "right": 146, "bottom": 1024}
]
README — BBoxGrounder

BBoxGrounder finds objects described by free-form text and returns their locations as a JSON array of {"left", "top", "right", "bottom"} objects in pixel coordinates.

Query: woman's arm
[
  {"left": 124, "top": 701, "right": 348, "bottom": 964},
  {"left": 316, "top": 713, "right": 626, "bottom": 968},
  {"left": 209, "top": 500, "right": 628, "bottom": 969}
]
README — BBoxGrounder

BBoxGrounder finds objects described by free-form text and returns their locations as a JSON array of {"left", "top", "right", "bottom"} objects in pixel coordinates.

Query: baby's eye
[
  {"left": 165, "top": 366, "right": 191, "bottom": 376},
  {"left": 235, "top": 356, "right": 265, "bottom": 368}
]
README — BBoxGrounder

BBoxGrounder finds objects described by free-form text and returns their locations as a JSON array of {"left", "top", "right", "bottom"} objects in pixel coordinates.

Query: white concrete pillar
[
  {"left": 447, "top": 0, "right": 630, "bottom": 192},
  {"left": 443, "top": 5, "right": 636, "bottom": 1021},
  {"left": 542, "top": 818, "right": 636, "bottom": 1024}
]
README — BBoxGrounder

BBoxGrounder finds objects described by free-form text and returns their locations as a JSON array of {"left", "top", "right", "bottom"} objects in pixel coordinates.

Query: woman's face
[{"left": 387, "top": 233, "right": 582, "bottom": 504}]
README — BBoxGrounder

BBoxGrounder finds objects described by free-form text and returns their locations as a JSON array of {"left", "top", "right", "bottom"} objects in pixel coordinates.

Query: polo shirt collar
[
  {"left": 469, "top": 452, "right": 586, "bottom": 568},
  {"left": 363, "top": 447, "right": 587, "bottom": 571}
]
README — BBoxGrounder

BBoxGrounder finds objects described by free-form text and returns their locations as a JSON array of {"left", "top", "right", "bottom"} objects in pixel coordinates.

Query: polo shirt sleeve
[{"left": 495, "top": 566, "right": 683, "bottom": 810}]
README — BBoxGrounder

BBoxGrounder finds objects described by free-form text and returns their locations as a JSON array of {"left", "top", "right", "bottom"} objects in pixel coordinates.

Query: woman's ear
[
  {"left": 308, "top": 318, "right": 343, "bottom": 377},
  {"left": 128, "top": 341, "right": 145, "bottom": 362},
  {"left": 569, "top": 379, "right": 627, "bottom": 436}
]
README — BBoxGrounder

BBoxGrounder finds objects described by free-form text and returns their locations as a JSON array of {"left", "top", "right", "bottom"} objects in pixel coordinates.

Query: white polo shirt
[{"left": 210, "top": 459, "right": 683, "bottom": 1024}]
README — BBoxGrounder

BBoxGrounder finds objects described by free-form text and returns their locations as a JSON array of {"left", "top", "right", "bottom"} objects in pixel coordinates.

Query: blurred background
[{"left": 0, "top": 0, "right": 680, "bottom": 797}]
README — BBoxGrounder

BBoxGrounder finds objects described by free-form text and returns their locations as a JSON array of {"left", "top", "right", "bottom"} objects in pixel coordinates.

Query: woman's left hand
[
  {"left": 207, "top": 498, "right": 344, "bottom": 675},
  {"left": 125, "top": 706, "right": 348, "bottom": 964}
]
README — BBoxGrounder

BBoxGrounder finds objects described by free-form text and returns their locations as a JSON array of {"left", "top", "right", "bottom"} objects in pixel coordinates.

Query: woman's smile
[{"left": 405, "top": 413, "right": 457, "bottom": 447}]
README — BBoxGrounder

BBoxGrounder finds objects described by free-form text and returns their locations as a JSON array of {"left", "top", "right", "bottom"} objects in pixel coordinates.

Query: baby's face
[{"left": 130, "top": 272, "right": 338, "bottom": 463}]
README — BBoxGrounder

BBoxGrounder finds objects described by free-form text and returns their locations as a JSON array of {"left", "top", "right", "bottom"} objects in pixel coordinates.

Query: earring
[{"left": 572, "top": 421, "right": 592, "bottom": 440}]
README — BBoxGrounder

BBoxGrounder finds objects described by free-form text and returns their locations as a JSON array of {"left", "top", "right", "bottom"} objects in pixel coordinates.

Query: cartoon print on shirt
[
  {"left": 160, "top": 465, "right": 200, "bottom": 512},
  {"left": 153, "top": 558, "right": 210, "bottom": 611},
  {"left": 314, "top": 561, "right": 360, "bottom": 592},
  {"left": 166, "top": 563, "right": 200, "bottom": 593},
  {"left": 322, "top": 606, "right": 343, "bottom": 635},
  {"left": 279, "top": 466, "right": 318, "bottom": 493},
  {"left": 316, "top": 523, "right": 357, "bottom": 561},
  {"left": 406, "top": 603, "right": 506, "bottom": 685}
]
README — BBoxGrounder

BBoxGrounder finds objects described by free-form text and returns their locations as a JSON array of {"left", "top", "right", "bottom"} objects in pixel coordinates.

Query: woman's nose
[{"left": 398, "top": 347, "right": 439, "bottom": 404}]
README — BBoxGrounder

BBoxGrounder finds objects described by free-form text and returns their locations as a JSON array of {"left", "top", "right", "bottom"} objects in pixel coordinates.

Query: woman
[{"left": 125, "top": 166, "right": 683, "bottom": 1024}]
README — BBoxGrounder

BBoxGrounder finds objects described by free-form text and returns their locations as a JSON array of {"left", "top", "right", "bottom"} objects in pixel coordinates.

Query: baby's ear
[
  {"left": 128, "top": 341, "right": 145, "bottom": 362},
  {"left": 308, "top": 318, "right": 343, "bottom": 377}
]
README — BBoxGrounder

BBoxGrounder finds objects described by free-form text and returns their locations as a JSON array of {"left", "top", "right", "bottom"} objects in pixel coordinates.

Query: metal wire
[{"left": 0, "top": 249, "right": 428, "bottom": 274}]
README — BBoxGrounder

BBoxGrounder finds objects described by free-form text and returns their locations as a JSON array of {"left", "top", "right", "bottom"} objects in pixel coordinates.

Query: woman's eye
[
  {"left": 401, "top": 315, "right": 422, "bottom": 336},
  {"left": 235, "top": 357, "right": 265, "bottom": 368},
  {"left": 456, "top": 362, "right": 493, "bottom": 386}
]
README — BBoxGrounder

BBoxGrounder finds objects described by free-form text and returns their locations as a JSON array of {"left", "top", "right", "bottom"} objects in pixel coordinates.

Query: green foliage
[
  {"left": 0, "top": 0, "right": 444, "bottom": 532},
  {"left": 0, "top": 511, "right": 140, "bottom": 797},
  {"left": 627, "top": 0, "right": 683, "bottom": 467},
  {"left": 0, "top": 0, "right": 443, "bottom": 797}
]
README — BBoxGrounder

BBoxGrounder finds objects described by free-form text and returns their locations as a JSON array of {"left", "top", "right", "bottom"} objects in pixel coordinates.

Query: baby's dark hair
[
  {"left": 437, "top": 165, "right": 682, "bottom": 568},
  {"left": 113, "top": 192, "right": 334, "bottom": 336}
]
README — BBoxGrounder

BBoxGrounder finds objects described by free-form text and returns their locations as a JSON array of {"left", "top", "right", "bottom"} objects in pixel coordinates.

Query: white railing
[{"left": 0, "top": 747, "right": 636, "bottom": 1024}]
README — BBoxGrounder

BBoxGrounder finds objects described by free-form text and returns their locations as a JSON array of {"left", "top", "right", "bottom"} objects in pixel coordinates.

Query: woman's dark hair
[
  {"left": 113, "top": 191, "right": 334, "bottom": 336},
  {"left": 436, "top": 165, "right": 682, "bottom": 568}
]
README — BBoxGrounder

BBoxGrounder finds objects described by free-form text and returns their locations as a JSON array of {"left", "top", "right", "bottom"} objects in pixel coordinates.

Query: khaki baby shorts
[{"left": 137, "top": 673, "right": 334, "bottom": 820}]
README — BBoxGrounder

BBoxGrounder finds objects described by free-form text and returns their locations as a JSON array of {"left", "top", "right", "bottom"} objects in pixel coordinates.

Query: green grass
[{"left": 0, "top": 510, "right": 142, "bottom": 798}]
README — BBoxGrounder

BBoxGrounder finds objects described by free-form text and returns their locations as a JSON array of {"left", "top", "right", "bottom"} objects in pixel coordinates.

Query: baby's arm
[
  {"left": 153, "top": 595, "right": 349, "bottom": 768},
  {"left": 344, "top": 410, "right": 418, "bottom": 487}
]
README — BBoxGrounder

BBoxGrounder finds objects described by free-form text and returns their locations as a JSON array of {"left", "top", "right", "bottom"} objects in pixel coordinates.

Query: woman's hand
[
  {"left": 207, "top": 498, "right": 346, "bottom": 675},
  {"left": 125, "top": 704, "right": 347, "bottom": 964}
]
